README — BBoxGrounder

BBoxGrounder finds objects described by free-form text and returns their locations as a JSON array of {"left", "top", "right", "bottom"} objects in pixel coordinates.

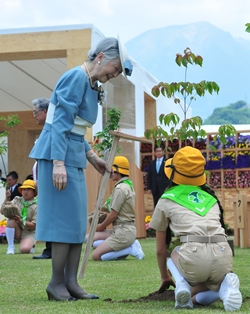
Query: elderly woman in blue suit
[{"left": 29, "top": 37, "right": 132, "bottom": 301}]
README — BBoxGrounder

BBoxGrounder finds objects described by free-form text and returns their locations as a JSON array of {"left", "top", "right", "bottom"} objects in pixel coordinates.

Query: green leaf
[
  {"left": 246, "top": 23, "right": 250, "bottom": 33},
  {"left": 195, "top": 55, "right": 203, "bottom": 67},
  {"left": 170, "top": 127, "right": 175, "bottom": 135},
  {"left": 220, "top": 135, "right": 226, "bottom": 145},
  {"left": 175, "top": 54, "right": 182, "bottom": 66},
  {"left": 181, "top": 58, "right": 188, "bottom": 67},
  {"left": 160, "top": 87, "right": 166, "bottom": 96},
  {"left": 144, "top": 129, "right": 152, "bottom": 139},
  {"left": 152, "top": 85, "right": 160, "bottom": 97},
  {"left": 159, "top": 114, "right": 165, "bottom": 124},
  {"left": 163, "top": 114, "right": 172, "bottom": 126},
  {"left": 198, "top": 129, "right": 207, "bottom": 137},
  {"left": 211, "top": 82, "right": 220, "bottom": 93},
  {"left": 156, "top": 139, "right": 162, "bottom": 147},
  {"left": 161, "top": 129, "right": 169, "bottom": 139}
]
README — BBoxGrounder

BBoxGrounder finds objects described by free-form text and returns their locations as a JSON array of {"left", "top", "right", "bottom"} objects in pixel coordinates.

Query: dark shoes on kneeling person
[{"left": 33, "top": 254, "right": 51, "bottom": 259}]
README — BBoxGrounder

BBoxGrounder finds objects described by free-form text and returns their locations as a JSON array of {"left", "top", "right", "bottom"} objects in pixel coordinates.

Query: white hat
[{"left": 117, "top": 35, "right": 133, "bottom": 77}]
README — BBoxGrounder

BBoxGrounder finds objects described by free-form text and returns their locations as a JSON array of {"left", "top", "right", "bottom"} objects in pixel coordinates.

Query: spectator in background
[
  {"left": 1, "top": 179, "right": 37, "bottom": 254},
  {"left": 147, "top": 146, "right": 170, "bottom": 207},
  {"left": 31, "top": 98, "right": 52, "bottom": 260},
  {"left": 0, "top": 169, "right": 6, "bottom": 182},
  {"left": 6, "top": 171, "right": 22, "bottom": 201}
]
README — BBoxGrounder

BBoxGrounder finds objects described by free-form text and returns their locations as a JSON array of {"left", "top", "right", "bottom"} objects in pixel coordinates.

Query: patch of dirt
[{"left": 104, "top": 290, "right": 175, "bottom": 303}]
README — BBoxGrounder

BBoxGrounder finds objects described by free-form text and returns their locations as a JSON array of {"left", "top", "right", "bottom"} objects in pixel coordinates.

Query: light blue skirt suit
[{"left": 29, "top": 66, "right": 98, "bottom": 243}]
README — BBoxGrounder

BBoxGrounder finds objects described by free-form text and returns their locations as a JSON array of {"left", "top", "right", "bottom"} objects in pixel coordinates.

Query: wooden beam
[
  {"left": 0, "top": 50, "right": 66, "bottom": 61},
  {"left": 0, "top": 29, "right": 92, "bottom": 54},
  {"left": 67, "top": 48, "right": 88, "bottom": 70},
  {"left": 109, "top": 130, "right": 152, "bottom": 144}
]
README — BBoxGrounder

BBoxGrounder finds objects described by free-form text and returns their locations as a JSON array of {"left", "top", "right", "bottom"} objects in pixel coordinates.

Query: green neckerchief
[
  {"left": 20, "top": 197, "right": 38, "bottom": 225},
  {"left": 161, "top": 185, "right": 217, "bottom": 217},
  {"left": 103, "top": 179, "right": 134, "bottom": 213}
]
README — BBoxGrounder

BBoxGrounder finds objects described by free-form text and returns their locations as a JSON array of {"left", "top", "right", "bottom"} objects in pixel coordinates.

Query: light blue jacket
[{"left": 29, "top": 66, "right": 98, "bottom": 169}]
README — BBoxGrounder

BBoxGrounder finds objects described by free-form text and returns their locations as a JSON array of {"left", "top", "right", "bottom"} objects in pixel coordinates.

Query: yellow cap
[
  {"left": 164, "top": 146, "right": 206, "bottom": 186},
  {"left": 18, "top": 179, "right": 37, "bottom": 196},
  {"left": 112, "top": 156, "right": 129, "bottom": 176}
]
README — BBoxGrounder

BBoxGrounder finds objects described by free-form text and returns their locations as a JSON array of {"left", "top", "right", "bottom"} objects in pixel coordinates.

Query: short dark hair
[
  {"left": 25, "top": 174, "right": 33, "bottom": 180},
  {"left": 154, "top": 146, "right": 163, "bottom": 152},
  {"left": 7, "top": 171, "right": 18, "bottom": 179}
]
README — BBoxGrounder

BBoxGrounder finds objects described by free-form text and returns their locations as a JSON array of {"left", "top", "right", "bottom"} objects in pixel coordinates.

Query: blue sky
[{"left": 0, "top": 0, "right": 250, "bottom": 43}]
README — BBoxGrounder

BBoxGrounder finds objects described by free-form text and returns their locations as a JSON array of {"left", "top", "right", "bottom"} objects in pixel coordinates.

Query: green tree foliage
[
  {"left": 145, "top": 48, "right": 235, "bottom": 147},
  {"left": 204, "top": 101, "right": 250, "bottom": 124},
  {"left": 0, "top": 115, "right": 21, "bottom": 181},
  {"left": 151, "top": 48, "right": 220, "bottom": 120},
  {"left": 245, "top": 23, "right": 250, "bottom": 33},
  {"left": 93, "top": 107, "right": 122, "bottom": 158}
]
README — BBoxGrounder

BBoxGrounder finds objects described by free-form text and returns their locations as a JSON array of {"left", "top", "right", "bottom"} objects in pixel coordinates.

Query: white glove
[{"left": 53, "top": 160, "right": 67, "bottom": 191}]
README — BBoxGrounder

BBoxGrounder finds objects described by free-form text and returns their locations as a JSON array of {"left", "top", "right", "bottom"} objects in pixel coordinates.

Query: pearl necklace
[{"left": 84, "top": 62, "right": 93, "bottom": 87}]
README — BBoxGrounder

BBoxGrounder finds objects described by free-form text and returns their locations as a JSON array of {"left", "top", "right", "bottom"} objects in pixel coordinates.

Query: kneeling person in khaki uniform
[
  {"left": 150, "top": 146, "right": 242, "bottom": 311},
  {"left": 1, "top": 179, "right": 37, "bottom": 254},
  {"left": 90, "top": 156, "right": 144, "bottom": 261}
]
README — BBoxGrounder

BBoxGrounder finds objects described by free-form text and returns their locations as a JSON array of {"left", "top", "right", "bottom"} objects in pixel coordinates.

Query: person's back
[{"left": 150, "top": 146, "right": 242, "bottom": 311}]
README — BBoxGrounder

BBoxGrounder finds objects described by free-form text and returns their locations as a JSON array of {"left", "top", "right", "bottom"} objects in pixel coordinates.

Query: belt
[
  {"left": 113, "top": 221, "right": 135, "bottom": 226},
  {"left": 46, "top": 102, "right": 89, "bottom": 135},
  {"left": 180, "top": 235, "right": 227, "bottom": 243}
]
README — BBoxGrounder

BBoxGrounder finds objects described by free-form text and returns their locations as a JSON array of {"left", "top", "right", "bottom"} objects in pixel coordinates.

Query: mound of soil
[{"left": 104, "top": 289, "right": 175, "bottom": 303}]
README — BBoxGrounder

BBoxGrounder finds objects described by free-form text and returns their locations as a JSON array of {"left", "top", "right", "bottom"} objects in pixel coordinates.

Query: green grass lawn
[{"left": 0, "top": 238, "right": 249, "bottom": 313}]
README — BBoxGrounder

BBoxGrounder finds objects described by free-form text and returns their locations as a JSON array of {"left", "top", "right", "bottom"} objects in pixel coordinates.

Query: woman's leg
[
  {"left": 49, "top": 242, "right": 71, "bottom": 297},
  {"left": 65, "top": 243, "right": 99, "bottom": 299},
  {"left": 65, "top": 243, "right": 84, "bottom": 293}
]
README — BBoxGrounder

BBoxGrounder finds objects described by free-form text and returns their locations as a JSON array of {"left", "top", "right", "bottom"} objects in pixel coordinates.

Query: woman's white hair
[{"left": 88, "top": 37, "right": 119, "bottom": 63}]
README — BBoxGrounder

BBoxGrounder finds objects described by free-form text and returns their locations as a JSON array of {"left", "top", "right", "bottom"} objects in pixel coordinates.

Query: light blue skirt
[{"left": 35, "top": 160, "right": 87, "bottom": 243}]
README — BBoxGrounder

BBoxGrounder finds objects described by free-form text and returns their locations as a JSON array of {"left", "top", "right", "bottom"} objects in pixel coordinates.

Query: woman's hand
[
  {"left": 87, "top": 152, "right": 111, "bottom": 176},
  {"left": 53, "top": 160, "right": 67, "bottom": 191}
]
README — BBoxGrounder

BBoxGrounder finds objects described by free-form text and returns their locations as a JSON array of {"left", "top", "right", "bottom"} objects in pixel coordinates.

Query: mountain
[
  {"left": 204, "top": 100, "right": 250, "bottom": 124},
  {"left": 125, "top": 22, "right": 250, "bottom": 120}
]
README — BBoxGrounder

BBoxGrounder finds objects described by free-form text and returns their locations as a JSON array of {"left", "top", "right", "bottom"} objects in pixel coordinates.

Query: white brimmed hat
[{"left": 117, "top": 35, "right": 133, "bottom": 77}]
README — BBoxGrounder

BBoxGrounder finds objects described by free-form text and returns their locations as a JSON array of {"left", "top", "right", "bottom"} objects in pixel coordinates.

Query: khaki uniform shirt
[
  {"left": 110, "top": 177, "right": 136, "bottom": 225},
  {"left": 150, "top": 198, "right": 226, "bottom": 237},
  {"left": 1, "top": 197, "right": 37, "bottom": 240}
]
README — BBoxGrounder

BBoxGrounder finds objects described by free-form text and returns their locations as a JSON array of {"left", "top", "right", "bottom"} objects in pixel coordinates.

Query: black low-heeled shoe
[
  {"left": 46, "top": 284, "right": 77, "bottom": 301},
  {"left": 67, "top": 289, "right": 99, "bottom": 300}
]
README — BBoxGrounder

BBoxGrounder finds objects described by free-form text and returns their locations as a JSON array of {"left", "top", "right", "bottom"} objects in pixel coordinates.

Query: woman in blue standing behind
[{"left": 29, "top": 37, "right": 133, "bottom": 301}]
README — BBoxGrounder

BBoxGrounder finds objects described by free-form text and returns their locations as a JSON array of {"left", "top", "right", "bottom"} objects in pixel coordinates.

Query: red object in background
[{"left": 0, "top": 226, "right": 6, "bottom": 234}]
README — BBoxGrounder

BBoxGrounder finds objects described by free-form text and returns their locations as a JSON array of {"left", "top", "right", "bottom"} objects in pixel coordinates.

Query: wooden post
[
  {"left": 78, "top": 131, "right": 152, "bottom": 279},
  {"left": 231, "top": 194, "right": 250, "bottom": 248}
]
